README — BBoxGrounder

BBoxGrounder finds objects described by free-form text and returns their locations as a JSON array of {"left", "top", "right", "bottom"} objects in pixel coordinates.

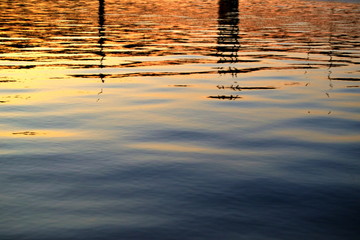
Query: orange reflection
[
  {"left": 0, "top": 0, "right": 359, "bottom": 107},
  {"left": 0, "top": 130, "right": 78, "bottom": 138}
]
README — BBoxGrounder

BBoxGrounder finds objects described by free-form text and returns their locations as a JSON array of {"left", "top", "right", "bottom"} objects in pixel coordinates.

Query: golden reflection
[
  {"left": 126, "top": 142, "right": 240, "bottom": 155},
  {"left": 0, "top": 130, "right": 78, "bottom": 138},
  {"left": 0, "top": 0, "right": 359, "bottom": 106}
]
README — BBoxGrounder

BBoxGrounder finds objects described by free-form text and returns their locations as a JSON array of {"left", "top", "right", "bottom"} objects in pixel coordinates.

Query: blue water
[{"left": 1, "top": 0, "right": 360, "bottom": 239}]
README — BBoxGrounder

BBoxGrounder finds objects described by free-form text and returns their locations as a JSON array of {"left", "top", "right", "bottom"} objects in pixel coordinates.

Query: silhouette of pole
[
  {"left": 217, "top": 0, "right": 240, "bottom": 66},
  {"left": 98, "top": 0, "right": 106, "bottom": 82}
]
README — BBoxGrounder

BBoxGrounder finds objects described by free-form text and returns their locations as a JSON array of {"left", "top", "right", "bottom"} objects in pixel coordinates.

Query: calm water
[{"left": 1, "top": 0, "right": 360, "bottom": 239}]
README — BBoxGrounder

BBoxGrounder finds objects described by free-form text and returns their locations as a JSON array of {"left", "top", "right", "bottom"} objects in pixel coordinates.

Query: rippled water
[{"left": 1, "top": 0, "right": 360, "bottom": 239}]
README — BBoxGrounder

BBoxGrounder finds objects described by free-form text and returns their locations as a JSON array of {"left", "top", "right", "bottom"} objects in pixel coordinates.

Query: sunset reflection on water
[{"left": 0, "top": 0, "right": 360, "bottom": 240}]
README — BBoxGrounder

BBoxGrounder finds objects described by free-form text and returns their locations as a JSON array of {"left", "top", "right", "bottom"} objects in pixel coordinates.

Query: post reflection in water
[
  {"left": 212, "top": 0, "right": 241, "bottom": 100},
  {"left": 327, "top": 9, "right": 334, "bottom": 91},
  {"left": 97, "top": 0, "right": 106, "bottom": 100},
  {"left": 98, "top": 0, "right": 106, "bottom": 83},
  {"left": 217, "top": 0, "right": 240, "bottom": 68}
]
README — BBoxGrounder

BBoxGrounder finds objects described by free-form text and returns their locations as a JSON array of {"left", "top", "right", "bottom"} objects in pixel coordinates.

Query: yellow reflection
[
  {"left": 126, "top": 142, "right": 239, "bottom": 155},
  {"left": 0, "top": 130, "right": 78, "bottom": 138}
]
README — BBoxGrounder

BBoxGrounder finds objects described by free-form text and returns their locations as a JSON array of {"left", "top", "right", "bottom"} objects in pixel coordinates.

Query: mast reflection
[
  {"left": 217, "top": 0, "right": 240, "bottom": 74},
  {"left": 209, "top": 0, "right": 241, "bottom": 100},
  {"left": 98, "top": 0, "right": 106, "bottom": 83}
]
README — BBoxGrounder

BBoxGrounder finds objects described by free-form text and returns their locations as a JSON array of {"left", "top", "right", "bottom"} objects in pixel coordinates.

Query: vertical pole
[
  {"left": 98, "top": 0, "right": 106, "bottom": 82},
  {"left": 217, "top": 0, "right": 240, "bottom": 69}
]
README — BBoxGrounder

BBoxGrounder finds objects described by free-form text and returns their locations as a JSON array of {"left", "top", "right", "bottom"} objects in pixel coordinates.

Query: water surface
[{"left": 1, "top": 0, "right": 360, "bottom": 239}]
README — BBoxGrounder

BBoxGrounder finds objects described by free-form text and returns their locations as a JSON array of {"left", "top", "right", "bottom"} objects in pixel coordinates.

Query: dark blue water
[{"left": 1, "top": 0, "right": 360, "bottom": 239}]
